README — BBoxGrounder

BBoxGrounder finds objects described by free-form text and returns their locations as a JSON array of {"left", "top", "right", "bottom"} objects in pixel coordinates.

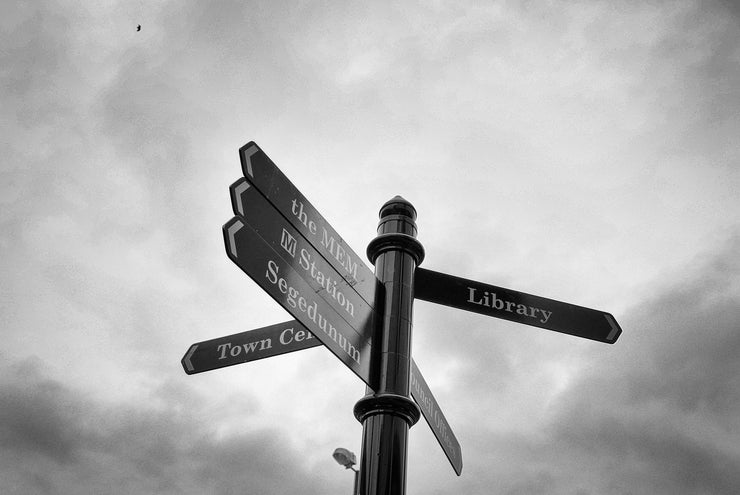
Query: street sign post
[
  {"left": 182, "top": 320, "right": 322, "bottom": 375},
  {"left": 223, "top": 216, "right": 376, "bottom": 388},
  {"left": 414, "top": 267, "right": 622, "bottom": 343},
  {"left": 410, "top": 359, "right": 463, "bottom": 475},
  {"left": 182, "top": 141, "right": 623, "bottom": 495}
]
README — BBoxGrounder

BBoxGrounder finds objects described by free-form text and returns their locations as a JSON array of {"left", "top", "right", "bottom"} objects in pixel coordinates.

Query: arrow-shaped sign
[
  {"left": 410, "top": 359, "right": 463, "bottom": 475},
  {"left": 182, "top": 320, "right": 322, "bottom": 375},
  {"left": 414, "top": 267, "right": 621, "bottom": 343},
  {"left": 181, "top": 318, "right": 462, "bottom": 475},
  {"left": 239, "top": 142, "right": 379, "bottom": 307},
  {"left": 229, "top": 178, "right": 378, "bottom": 338},
  {"left": 224, "top": 216, "right": 377, "bottom": 388}
]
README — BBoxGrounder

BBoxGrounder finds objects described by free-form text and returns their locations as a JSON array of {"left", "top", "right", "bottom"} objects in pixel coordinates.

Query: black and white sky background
[{"left": 2, "top": 1, "right": 740, "bottom": 494}]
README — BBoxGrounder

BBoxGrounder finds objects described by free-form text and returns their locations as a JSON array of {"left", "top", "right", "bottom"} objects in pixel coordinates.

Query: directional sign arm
[
  {"left": 410, "top": 359, "right": 463, "bottom": 475},
  {"left": 238, "top": 142, "right": 379, "bottom": 305},
  {"left": 181, "top": 320, "right": 322, "bottom": 375},
  {"left": 223, "top": 216, "right": 377, "bottom": 388},
  {"left": 414, "top": 267, "right": 622, "bottom": 344},
  {"left": 228, "top": 178, "right": 377, "bottom": 338}
]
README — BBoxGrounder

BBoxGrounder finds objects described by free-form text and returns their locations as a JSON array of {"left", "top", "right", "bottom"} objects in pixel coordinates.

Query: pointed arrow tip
[
  {"left": 230, "top": 179, "right": 250, "bottom": 215},
  {"left": 242, "top": 143, "right": 258, "bottom": 178},
  {"left": 182, "top": 344, "right": 198, "bottom": 374},
  {"left": 604, "top": 313, "right": 621, "bottom": 343},
  {"left": 225, "top": 220, "right": 244, "bottom": 259}
]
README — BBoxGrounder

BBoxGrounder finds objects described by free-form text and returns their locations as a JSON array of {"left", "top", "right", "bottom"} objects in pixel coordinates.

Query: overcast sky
[{"left": 2, "top": 1, "right": 740, "bottom": 494}]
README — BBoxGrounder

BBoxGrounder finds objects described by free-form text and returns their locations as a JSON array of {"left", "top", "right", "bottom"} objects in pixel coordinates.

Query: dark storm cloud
[
  {"left": 0, "top": 357, "right": 334, "bottom": 495},
  {"left": 4, "top": 1, "right": 740, "bottom": 494},
  {"left": 431, "top": 234, "right": 740, "bottom": 495},
  {"left": 543, "top": 234, "right": 740, "bottom": 494},
  {"left": 567, "top": 235, "right": 740, "bottom": 412},
  {"left": 0, "top": 357, "right": 84, "bottom": 465}
]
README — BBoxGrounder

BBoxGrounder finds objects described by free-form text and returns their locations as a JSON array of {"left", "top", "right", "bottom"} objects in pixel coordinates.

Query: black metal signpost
[
  {"left": 354, "top": 196, "right": 425, "bottom": 494},
  {"left": 183, "top": 141, "right": 622, "bottom": 495}
]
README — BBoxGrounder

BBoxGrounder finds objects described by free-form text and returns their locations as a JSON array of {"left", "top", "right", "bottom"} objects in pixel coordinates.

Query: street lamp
[{"left": 332, "top": 447, "right": 359, "bottom": 495}]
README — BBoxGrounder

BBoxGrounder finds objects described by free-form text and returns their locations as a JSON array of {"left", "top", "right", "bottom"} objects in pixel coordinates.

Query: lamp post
[{"left": 332, "top": 447, "right": 359, "bottom": 495}]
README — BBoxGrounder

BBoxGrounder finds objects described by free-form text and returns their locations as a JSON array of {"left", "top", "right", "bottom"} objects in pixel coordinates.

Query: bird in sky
[{"left": 136, "top": 24, "right": 141, "bottom": 32}]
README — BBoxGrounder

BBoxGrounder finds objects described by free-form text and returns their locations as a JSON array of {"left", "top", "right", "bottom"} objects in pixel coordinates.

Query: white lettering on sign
[
  {"left": 279, "top": 327, "right": 315, "bottom": 345},
  {"left": 467, "top": 287, "right": 552, "bottom": 324},
  {"left": 280, "top": 229, "right": 297, "bottom": 257},
  {"left": 216, "top": 339, "right": 273, "bottom": 360},
  {"left": 211, "top": 328, "right": 316, "bottom": 363},
  {"left": 298, "top": 248, "right": 355, "bottom": 318},
  {"left": 321, "top": 229, "right": 359, "bottom": 283},
  {"left": 290, "top": 199, "right": 359, "bottom": 286},
  {"left": 291, "top": 199, "right": 318, "bottom": 235},
  {"left": 266, "top": 259, "right": 361, "bottom": 365},
  {"left": 410, "top": 369, "right": 458, "bottom": 462}
]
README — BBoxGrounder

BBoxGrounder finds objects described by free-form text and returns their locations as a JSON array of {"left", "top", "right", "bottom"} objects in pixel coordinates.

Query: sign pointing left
[
  {"left": 182, "top": 320, "right": 322, "bottom": 375},
  {"left": 223, "top": 216, "right": 376, "bottom": 388},
  {"left": 239, "top": 142, "right": 379, "bottom": 307}
]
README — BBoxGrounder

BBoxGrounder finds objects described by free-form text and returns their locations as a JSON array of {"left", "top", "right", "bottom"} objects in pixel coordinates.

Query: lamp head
[{"left": 332, "top": 448, "right": 357, "bottom": 468}]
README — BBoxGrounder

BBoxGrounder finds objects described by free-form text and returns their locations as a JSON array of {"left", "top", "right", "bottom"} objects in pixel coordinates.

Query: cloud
[
  {"left": 3, "top": 2, "right": 739, "bottom": 494},
  {"left": 412, "top": 234, "right": 740, "bottom": 494},
  {"left": 539, "top": 235, "right": 740, "bottom": 494},
  {"left": 0, "top": 356, "right": 340, "bottom": 495},
  {"left": 0, "top": 357, "right": 83, "bottom": 465}
]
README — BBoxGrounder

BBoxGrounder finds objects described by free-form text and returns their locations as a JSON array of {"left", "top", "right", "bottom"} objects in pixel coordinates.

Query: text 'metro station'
[{"left": 182, "top": 141, "right": 622, "bottom": 495}]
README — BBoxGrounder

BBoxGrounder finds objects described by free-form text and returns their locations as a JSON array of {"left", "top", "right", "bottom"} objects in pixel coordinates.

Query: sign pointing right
[{"left": 414, "top": 267, "right": 621, "bottom": 344}]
